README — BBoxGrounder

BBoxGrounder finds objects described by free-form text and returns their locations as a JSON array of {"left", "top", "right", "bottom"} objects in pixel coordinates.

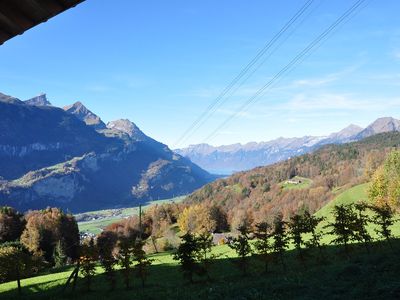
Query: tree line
[{"left": 0, "top": 200, "right": 396, "bottom": 294}]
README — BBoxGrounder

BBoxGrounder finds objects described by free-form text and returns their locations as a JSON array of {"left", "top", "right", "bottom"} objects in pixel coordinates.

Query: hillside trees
[
  {"left": 20, "top": 208, "right": 79, "bottom": 264},
  {"left": 0, "top": 207, "right": 25, "bottom": 243},
  {"left": 369, "top": 150, "right": 400, "bottom": 207},
  {"left": 97, "top": 231, "right": 118, "bottom": 290},
  {"left": 0, "top": 242, "right": 41, "bottom": 287}
]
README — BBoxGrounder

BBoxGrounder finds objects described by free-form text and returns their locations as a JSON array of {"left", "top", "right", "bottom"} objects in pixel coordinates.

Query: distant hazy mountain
[
  {"left": 63, "top": 101, "right": 107, "bottom": 130},
  {"left": 0, "top": 92, "right": 214, "bottom": 212},
  {"left": 24, "top": 93, "right": 52, "bottom": 106},
  {"left": 356, "top": 117, "right": 400, "bottom": 139},
  {"left": 176, "top": 118, "right": 400, "bottom": 174}
]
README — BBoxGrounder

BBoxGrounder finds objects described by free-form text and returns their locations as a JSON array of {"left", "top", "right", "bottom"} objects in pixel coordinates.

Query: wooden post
[
  {"left": 72, "top": 260, "right": 80, "bottom": 291},
  {"left": 16, "top": 264, "right": 21, "bottom": 296},
  {"left": 139, "top": 204, "right": 142, "bottom": 240}
]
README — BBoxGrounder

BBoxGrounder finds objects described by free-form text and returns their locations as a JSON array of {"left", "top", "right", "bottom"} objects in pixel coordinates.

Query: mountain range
[
  {"left": 176, "top": 117, "right": 400, "bottom": 174},
  {"left": 0, "top": 92, "right": 214, "bottom": 212}
]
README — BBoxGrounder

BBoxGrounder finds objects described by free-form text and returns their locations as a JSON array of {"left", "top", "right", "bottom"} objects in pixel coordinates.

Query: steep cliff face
[
  {"left": 0, "top": 92, "right": 214, "bottom": 212},
  {"left": 24, "top": 93, "right": 52, "bottom": 106},
  {"left": 63, "top": 101, "right": 106, "bottom": 130},
  {"left": 0, "top": 96, "right": 116, "bottom": 180}
]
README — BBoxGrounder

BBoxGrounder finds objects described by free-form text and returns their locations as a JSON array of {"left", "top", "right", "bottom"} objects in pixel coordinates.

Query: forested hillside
[{"left": 185, "top": 132, "right": 400, "bottom": 227}]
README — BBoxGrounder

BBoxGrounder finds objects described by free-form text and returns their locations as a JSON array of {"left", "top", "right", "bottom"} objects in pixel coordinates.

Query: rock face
[
  {"left": 176, "top": 119, "right": 399, "bottom": 174},
  {"left": 0, "top": 93, "right": 214, "bottom": 212},
  {"left": 107, "top": 119, "right": 148, "bottom": 141},
  {"left": 24, "top": 93, "right": 52, "bottom": 106},
  {"left": 63, "top": 101, "right": 106, "bottom": 130}
]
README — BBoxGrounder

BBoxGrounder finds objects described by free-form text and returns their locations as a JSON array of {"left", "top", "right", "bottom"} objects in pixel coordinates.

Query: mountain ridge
[
  {"left": 176, "top": 117, "right": 399, "bottom": 174},
  {"left": 0, "top": 92, "right": 214, "bottom": 212}
]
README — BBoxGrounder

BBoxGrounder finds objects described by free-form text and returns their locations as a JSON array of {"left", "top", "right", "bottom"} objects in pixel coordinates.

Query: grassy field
[
  {"left": 281, "top": 176, "right": 312, "bottom": 190},
  {"left": 1, "top": 241, "right": 400, "bottom": 300},
  {"left": 2, "top": 185, "right": 400, "bottom": 299},
  {"left": 315, "top": 183, "right": 400, "bottom": 241},
  {"left": 77, "top": 197, "right": 185, "bottom": 234}
]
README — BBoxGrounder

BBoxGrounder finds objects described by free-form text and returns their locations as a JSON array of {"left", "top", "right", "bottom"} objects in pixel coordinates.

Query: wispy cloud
[
  {"left": 282, "top": 93, "right": 400, "bottom": 112},
  {"left": 392, "top": 50, "right": 400, "bottom": 61}
]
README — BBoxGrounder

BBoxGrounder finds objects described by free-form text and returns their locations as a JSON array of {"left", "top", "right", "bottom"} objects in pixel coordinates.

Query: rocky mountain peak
[
  {"left": 328, "top": 124, "right": 363, "bottom": 140},
  {"left": 0, "top": 92, "right": 23, "bottom": 104},
  {"left": 24, "top": 93, "right": 52, "bottom": 106},
  {"left": 106, "top": 119, "right": 148, "bottom": 141},
  {"left": 356, "top": 117, "right": 400, "bottom": 139},
  {"left": 63, "top": 101, "right": 106, "bottom": 130}
]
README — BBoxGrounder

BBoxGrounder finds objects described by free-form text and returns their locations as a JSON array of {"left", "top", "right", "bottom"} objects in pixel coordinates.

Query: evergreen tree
[
  {"left": 369, "top": 203, "right": 395, "bottom": 248},
  {"left": 354, "top": 203, "right": 373, "bottom": 253},
  {"left": 303, "top": 211, "right": 324, "bottom": 258},
  {"left": 133, "top": 239, "right": 153, "bottom": 287},
  {"left": 97, "top": 231, "right": 118, "bottom": 291},
  {"left": 53, "top": 240, "right": 67, "bottom": 268},
  {"left": 173, "top": 232, "right": 199, "bottom": 283},
  {"left": 196, "top": 232, "right": 214, "bottom": 280},
  {"left": 227, "top": 225, "right": 252, "bottom": 276},
  {"left": 271, "top": 214, "right": 288, "bottom": 270},
  {"left": 253, "top": 221, "right": 272, "bottom": 273},
  {"left": 117, "top": 236, "right": 134, "bottom": 290},
  {"left": 325, "top": 204, "right": 358, "bottom": 255},
  {"left": 288, "top": 213, "right": 306, "bottom": 261},
  {"left": 79, "top": 238, "right": 98, "bottom": 292}
]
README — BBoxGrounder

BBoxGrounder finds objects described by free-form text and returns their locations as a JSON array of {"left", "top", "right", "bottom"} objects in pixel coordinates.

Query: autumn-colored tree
[
  {"left": 178, "top": 204, "right": 216, "bottom": 234},
  {"left": 0, "top": 206, "right": 26, "bottom": 243},
  {"left": 79, "top": 238, "right": 98, "bottom": 292},
  {"left": 368, "top": 150, "right": 400, "bottom": 207},
  {"left": 254, "top": 221, "right": 272, "bottom": 273},
  {"left": 97, "top": 231, "right": 118, "bottom": 290},
  {"left": 209, "top": 205, "right": 229, "bottom": 233},
  {"left": 20, "top": 208, "right": 79, "bottom": 264},
  {"left": 0, "top": 242, "right": 41, "bottom": 294},
  {"left": 227, "top": 225, "right": 252, "bottom": 276}
]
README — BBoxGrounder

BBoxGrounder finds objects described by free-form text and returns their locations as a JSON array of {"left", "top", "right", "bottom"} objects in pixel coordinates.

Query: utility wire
[
  {"left": 178, "top": 0, "right": 326, "bottom": 145},
  {"left": 203, "top": 0, "right": 368, "bottom": 143},
  {"left": 173, "top": 0, "right": 315, "bottom": 148}
]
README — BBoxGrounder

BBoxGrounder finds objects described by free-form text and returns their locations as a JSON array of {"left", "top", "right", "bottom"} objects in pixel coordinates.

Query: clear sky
[{"left": 1, "top": 0, "right": 400, "bottom": 148}]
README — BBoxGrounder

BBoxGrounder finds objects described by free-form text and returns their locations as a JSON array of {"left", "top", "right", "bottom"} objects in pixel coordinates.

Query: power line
[
  {"left": 177, "top": 0, "right": 326, "bottom": 146},
  {"left": 173, "top": 0, "right": 315, "bottom": 148},
  {"left": 202, "top": 0, "right": 369, "bottom": 143}
]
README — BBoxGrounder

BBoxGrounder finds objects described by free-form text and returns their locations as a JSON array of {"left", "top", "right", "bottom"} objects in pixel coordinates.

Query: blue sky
[{"left": 1, "top": 0, "right": 400, "bottom": 147}]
